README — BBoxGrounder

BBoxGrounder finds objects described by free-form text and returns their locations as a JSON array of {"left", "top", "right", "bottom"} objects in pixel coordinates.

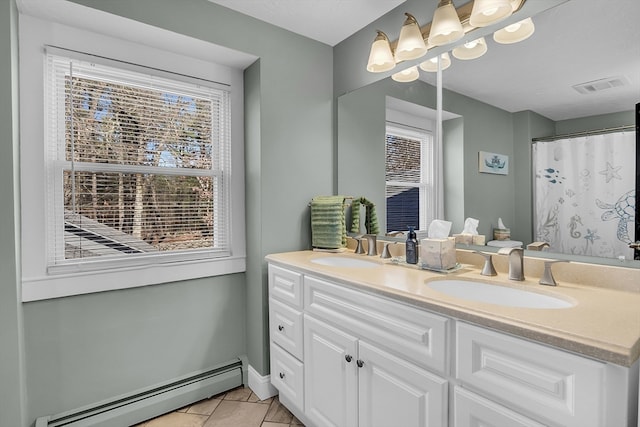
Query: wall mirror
[{"left": 337, "top": 0, "right": 639, "bottom": 267}]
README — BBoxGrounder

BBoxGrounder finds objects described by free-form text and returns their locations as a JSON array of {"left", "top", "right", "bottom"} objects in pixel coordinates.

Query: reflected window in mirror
[{"left": 385, "top": 124, "right": 438, "bottom": 233}]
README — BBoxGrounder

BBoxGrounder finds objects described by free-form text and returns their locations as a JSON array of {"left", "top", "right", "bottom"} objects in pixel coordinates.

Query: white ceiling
[
  {"left": 207, "top": 0, "right": 405, "bottom": 47},
  {"left": 209, "top": 0, "right": 639, "bottom": 121}
]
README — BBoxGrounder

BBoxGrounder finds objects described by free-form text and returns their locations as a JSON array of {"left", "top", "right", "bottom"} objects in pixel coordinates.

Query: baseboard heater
[{"left": 35, "top": 358, "right": 244, "bottom": 427}]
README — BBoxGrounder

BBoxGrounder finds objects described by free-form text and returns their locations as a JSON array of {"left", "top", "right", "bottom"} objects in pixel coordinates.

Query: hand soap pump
[{"left": 405, "top": 226, "right": 418, "bottom": 264}]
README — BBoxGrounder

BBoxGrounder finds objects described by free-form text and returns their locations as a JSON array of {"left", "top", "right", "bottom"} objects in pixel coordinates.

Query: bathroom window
[
  {"left": 45, "top": 52, "right": 231, "bottom": 271},
  {"left": 20, "top": 13, "right": 248, "bottom": 301},
  {"left": 385, "top": 124, "right": 433, "bottom": 232}
]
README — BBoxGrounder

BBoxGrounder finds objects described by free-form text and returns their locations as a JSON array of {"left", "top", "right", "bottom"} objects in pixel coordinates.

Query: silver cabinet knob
[
  {"left": 345, "top": 354, "right": 353, "bottom": 362},
  {"left": 278, "top": 325, "right": 284, "bottom": 331},
  {"left": 279, "top": 372, "right": 285, "bottom": 379},
  {"left": 356, "top": 359, "right": 364, "bottom": 368}
]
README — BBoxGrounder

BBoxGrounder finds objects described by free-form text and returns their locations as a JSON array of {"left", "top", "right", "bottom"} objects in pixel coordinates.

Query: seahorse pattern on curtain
[{"left": 533, "top": 131, "right": 635, "bottom": 259}]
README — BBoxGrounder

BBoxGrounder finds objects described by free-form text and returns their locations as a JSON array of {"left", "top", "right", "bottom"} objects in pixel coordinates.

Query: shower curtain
[{"left": 533, "top": 130, "right": 636, "bottom": 260}]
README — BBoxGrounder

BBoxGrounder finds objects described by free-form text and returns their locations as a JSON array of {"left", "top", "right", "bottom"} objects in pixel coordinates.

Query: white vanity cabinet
[
  {"left": 267, "top": 261, "right": 639, "bottom": 427},
  {"left": 304, "top": 312, "right": 448, "bottom": 427}
]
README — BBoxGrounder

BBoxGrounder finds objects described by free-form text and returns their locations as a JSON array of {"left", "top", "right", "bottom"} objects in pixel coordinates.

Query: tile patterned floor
[{"left": 133, "top": 386, "right": 304, "bottom": 427}]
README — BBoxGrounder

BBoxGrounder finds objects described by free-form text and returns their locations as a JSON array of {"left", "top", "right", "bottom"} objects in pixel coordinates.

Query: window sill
[{"left": 22, "top": 255, "right": 246, "bottom": 302}]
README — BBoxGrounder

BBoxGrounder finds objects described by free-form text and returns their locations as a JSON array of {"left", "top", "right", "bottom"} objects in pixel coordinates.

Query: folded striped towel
[{"left": 311, "top": 196, "right": 348, "bottom": 250}]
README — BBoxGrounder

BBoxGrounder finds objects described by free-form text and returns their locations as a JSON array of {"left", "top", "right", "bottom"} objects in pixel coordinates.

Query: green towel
[
  {"left": 350, "top": 197, "right": 380, "bottom": 235},
  {"left": 311, "top": 195, "right": 347, "bottom": 249}
]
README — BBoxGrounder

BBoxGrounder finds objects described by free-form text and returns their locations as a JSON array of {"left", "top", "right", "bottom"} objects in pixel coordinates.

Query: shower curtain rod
[{"left": 532, "top": 124, "right": 635, "bottom": 143}]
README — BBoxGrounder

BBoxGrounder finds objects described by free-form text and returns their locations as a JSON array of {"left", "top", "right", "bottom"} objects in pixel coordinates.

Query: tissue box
[
  {"left": 453, "top": 234, "right": 473, "bottom": 245},
  {"left": 420, "top": 237, "right": 457, "bottom": 270},
  {"left": 472, "top": 235, "right": 486, "bottom": 246}
]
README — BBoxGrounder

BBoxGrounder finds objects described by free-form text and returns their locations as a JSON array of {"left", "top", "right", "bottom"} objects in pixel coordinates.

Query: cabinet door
[
  {"left": 358, "top": 341, "right": 448, "bottom": 427},
  {"left": 456, "top": 322, "right": 605, "bottom": 427},
  {"left": 453, "top": 387, "right": 545, "bottom": 427},
  {"left": 304, "top": 315, "right": 358, "bottom": 427}
]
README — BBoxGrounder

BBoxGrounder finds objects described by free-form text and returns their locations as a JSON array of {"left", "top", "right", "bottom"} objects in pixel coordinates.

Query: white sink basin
[
  {"left": 426, "top": 280, "right": 574, "bottom": 309},
  {"left": 311, "top": 257, "right": 379, "bottom": 268}
]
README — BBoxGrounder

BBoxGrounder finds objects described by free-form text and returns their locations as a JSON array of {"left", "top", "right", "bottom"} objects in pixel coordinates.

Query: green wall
[
  {"left": 23, "top": 275, "right": 247, "bottom": 419},
  {"left": 0, "top": 0, "right": 27, "bottom": 426},
  {"left": 556, "top": 110, "right": 635, "bottom": 134},
  {"left": 1, "top": 0, "right": 333, "bottom": 425},
  {"left": 512, "top": 110, "right": 555, "bottom": 244}
]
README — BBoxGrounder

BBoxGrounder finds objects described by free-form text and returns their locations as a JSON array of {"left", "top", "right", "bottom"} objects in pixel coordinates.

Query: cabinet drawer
[
  {"left": 304, "top": 274, "right": 449, "bottom": 375},
  {"left": 269, "top": 298, "right": 304, "bottom": 360},
  {"left": 456, "top": 322, "right": 605, "bottom": 427},
  {"left": 269, "top": 264, "right": 303, "bottom": 309},
  {"left": 270, "top": 343, "right": 304, "bottom": 412},
  {"left": 454, "top": 386, "right": 545, "bottom": 427}
]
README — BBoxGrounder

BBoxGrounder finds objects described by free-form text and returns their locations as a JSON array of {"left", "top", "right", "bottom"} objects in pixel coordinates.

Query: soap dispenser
[{"left": 405, "top": 226, "right": 418, "bottom": 264}]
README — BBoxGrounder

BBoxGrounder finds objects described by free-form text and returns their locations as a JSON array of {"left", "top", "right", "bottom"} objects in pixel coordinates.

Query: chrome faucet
[
  {"left": 364, "top": 234, "right": 378, "bottom": 256},
  {"left": 380, "top": 241, "right": 397, "bottom": 259},
  {"left": 497, "top": 247, "right": 524, "bottom": 281},
  {"left": 539, "top": 260, "right": 569, "bottom": 286},
  {"left": 472, "top": 250, "right": 497, "bottom": 276}
]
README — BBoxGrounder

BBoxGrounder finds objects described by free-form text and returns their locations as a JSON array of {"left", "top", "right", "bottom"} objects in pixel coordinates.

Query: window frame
[
  {"left": 385, "top": 123, "right": 435, "bottom": 232},
  {"left": 19, "top": 13, "right": 247, "bottom": 301}
]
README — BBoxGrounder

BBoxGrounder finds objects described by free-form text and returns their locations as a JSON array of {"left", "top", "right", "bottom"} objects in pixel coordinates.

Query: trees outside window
[{"left": 47, "top": 54, "right": 231, "bottom": 269}]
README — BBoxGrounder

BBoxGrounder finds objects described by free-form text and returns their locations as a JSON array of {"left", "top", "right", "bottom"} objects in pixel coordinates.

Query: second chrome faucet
[{"left": 497, "top": 247, "right": 525, "bottom": 281}]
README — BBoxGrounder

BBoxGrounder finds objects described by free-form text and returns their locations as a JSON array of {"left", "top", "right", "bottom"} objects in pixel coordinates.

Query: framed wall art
[{"left": 478, "top": 151, "right": 509, "bottom": 175}]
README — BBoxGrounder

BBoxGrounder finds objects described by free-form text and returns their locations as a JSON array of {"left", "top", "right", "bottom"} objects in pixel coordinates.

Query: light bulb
[
  {"left": 392, "top": 66, "right": 420, "bottom": 82},
  {"left": 452, "top": 37, "right": 487, "bottom": 60},
  {"left": 469, "top": 0, "right": 513, "bottom": 27},
  {"left": 504, "top": 22, "right": 522, "bottom": 32},
  {"left": 494, "top": 17, "right": 535, "bottom": 44},
  {"left": 464, "top": 40, "right": 478, "bottom": 49},
  {"left": 419, "top": 53, "right": 451, "bottom": 72}
]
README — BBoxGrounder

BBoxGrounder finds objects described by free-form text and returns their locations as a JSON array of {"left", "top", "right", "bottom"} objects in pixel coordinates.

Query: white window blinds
[
  {"left": 45, "top": 51, "right": 232, "bottom": 271},
  {"left": 385, "top": 124, "right": 433, "bottom": 232}
]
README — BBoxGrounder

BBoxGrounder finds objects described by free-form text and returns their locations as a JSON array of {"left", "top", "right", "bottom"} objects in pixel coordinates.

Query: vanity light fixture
[
  {"left": 452, "top": 37, "right": 488, "bottom": 60},
  {"left": 493, "top": 17, "right": 535, "bottom": 44},
  {"left": 428, "top": 0, "right": 465, "bottom": 47},
  {"left": 391, "top": 66, "right": 420, "bottom": 82},
  {"left": 366, "top": 31, "right": 396, "bottom": 73},
  {"left": 365, "top": 0, "right": 533, "bottom": 80},
  {"left": 395, "top": 13, "right": 428, "bottom": 62},
  {"left": 419, "top": 52, "right": 452, "bottom": 72},
  {"left": 469, "top": 0, "right": 513, "bottom": 27}
]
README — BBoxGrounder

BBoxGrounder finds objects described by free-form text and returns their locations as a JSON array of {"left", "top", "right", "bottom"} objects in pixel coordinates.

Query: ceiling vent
[{"left": 572, "top": 76, "right": 630, "bottom": 95}]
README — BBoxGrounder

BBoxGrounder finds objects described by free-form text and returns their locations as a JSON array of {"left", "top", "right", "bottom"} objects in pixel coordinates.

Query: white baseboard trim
[
  {"left": 248, "top": 365, "right": 278, "bottom": 401},
  {"left": 35, "top": 360, "right": 243, "bottom": 427}
]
